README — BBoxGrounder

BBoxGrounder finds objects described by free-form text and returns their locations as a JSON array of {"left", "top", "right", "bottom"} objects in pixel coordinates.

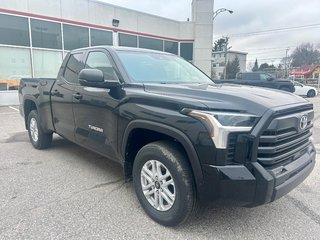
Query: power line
[
  {"left": 213, "top": 23, "right": 320, "bottom": 40},
  {"left": 227, "top": 23, "right": 320, "bottom": 37},
  {"left": 241, "top": 46, "right": 297, "bottom": 51},
  {"left": 249, "top": 49, "right": 290, "bottom": 54}
]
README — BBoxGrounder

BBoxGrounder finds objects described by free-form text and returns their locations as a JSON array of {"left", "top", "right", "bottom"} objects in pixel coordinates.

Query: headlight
[
  {"left": 209, "top": 112, "right": 258, "bottom": 127},
  {"left": 186, "top": 110, "right": 259, "bottom": 149}
]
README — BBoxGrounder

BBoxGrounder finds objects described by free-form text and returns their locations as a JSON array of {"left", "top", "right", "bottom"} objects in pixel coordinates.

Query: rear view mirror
[
  {"left": 79, "top": 69, "right": 120, "bottom": 89},
  {"left": 79, "top": 69, "right": 104, "bottom": 85}
]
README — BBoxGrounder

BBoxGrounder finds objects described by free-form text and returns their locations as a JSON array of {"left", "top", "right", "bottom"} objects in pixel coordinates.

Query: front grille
[
  {"left": 226, "top": 133, "right": 237, "bottom": 162},
  {"left": 257, "top": 109, "right": 313, "bottom": 167}
]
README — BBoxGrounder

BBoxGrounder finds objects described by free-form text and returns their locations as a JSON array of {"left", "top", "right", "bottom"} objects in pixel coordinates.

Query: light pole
[
  {"left": 212, "top": 8, "right": 233, "bottom": 79},
  {"left": 284, "top": 47, "right": 290, "bottom": 78},
  {"left": 213, "top": 8, "right": 233, "bottom": 21}
]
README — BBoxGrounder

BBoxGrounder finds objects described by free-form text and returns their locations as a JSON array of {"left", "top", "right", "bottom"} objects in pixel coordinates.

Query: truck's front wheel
[
  {"left": 27, "top": 110, "right": 52, "bottom": 149},
  {"left": 133, "top": 141, "right": 196, "bottom": 226}
]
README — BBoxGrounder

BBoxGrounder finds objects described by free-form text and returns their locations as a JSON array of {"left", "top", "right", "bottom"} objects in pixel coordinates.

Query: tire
[
  {"left": 307, "top": 89, "right": 316, "bottom": 98},
  {"left": 133, "top": 141, "right": 196, "bottom": 226},
  {"left": 27, "top": 110, "right": 52, "bottom": 149}
]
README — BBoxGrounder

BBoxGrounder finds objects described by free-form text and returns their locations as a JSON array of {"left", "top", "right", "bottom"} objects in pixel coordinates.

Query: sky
[{"left": 100, "top": 0, "right": 320, "bottom": 68}]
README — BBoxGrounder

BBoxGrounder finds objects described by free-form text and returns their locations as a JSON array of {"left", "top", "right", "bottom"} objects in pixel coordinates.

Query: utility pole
[
  {"left": 284, "top": 47, "right": 289, "bottom": 78},
  {"left": 212, "top": 8, "right": 233, "bottom": 79},
  {"left": 223, "top": 36, "right": 230, "bottom": 79}
]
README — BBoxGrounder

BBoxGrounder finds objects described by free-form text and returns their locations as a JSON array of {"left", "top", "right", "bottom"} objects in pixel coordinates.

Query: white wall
[
  {"left": 212, "top": 51, "right": 248, "bottom": 78},
  {"left": 0, "top": 0, "right": 213, "bottom": 74},
  {"left": 0, "top": 91, "right": 19, "bottom": 106},
  {"left": 0, "top": 0, "right": 194, "bottom": 40},
  {"left": 192, "top": 0, "right": 214, "bottom": 76}
]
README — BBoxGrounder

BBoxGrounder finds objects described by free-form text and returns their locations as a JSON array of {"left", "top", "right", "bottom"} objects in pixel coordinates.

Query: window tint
[
  {"left": 63, "top": 53, "right": 84, "bottom": 83},
  {"left": 180, "top": 43, "right": 193, "bottom": 61},
  {"left": 63, "top": 24, "right": 89, "bottom": 50},
  {"left": 118, "top": 33, "right": 137, "bottom": 47},
  {"left": 85, "top": 52, "right": 118, "bottom": 80},
  {"left": 139, "top": 36, "right": 163, "bottom": 51},
  {"left": 0, "top": 14, "right": 30, "bottom": 46},
  {"left": 31, "top": 19, "right": 62, "bottom": 49},
  {"left": 164, "top": 41, "right": 178, "bottom": 55},
  {"left": 91, "top": 29, "right": 113, "bottom": 46}
]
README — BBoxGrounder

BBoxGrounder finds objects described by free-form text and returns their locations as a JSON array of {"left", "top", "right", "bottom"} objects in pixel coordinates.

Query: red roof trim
[
  {"left": 0, "top": 8, "right": 194, "bottom": 42},
  {"left": 289, "top": 65, "right": 320, "bottom": 75}
]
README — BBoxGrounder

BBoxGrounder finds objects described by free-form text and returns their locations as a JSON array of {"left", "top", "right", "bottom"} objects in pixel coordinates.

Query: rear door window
[{"left": 63, "top": 53, "right": 84, "bottom": 84}]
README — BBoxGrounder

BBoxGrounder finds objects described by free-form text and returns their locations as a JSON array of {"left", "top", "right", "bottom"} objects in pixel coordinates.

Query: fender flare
[
  {"left": 23, "top": 95, "right": 39, "bottom": 127},
  {"left": 122, "top": 120, "right": 204, "bottom": 187}
]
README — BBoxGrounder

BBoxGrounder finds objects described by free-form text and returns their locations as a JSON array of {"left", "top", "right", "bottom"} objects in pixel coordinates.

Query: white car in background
[{"left": 293, "top": 82, "right": 318, "bottom": 98}]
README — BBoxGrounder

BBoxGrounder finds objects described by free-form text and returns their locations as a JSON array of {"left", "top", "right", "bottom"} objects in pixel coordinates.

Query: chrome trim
[{"left": 189, "top": 110, "right": 252, "bottom": 149}]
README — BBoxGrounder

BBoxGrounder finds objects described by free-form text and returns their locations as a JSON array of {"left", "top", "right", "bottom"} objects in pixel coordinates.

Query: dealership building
[{"left": 0, "top": 0, "right": 214, "bottom": 104}]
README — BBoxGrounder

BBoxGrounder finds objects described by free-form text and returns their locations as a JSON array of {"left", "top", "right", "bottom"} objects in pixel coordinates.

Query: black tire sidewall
[
  {"left": 27, "top": 110, "right": 41, "bottom": 149},
  {"left": 27, "top": 110, "right": 52, "bottom": 149},
  {"left": 307, "top": 90, "right": 315, "bottom": 98},
  {"left": 133, "top": 142, "right": 195, "bottom": 226}
]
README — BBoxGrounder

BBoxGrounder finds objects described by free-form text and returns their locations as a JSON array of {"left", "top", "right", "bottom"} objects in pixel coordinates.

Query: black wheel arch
[
  {"left": 121, "top": 120, "right": 204, "bottom": 189},
  {"left": 23, "top": 96, "right": 53, "bottom": 134},
  {"left": 23, "top": 96, "right": 38, "bottom": 129}
]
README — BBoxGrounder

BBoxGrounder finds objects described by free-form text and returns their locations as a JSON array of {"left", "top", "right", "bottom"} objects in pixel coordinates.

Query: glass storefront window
[
  {"left": 63, "top": 24, "right": 89, "bottom": 50},
  {"left": 0, "top": 47, "right": 32, "bottom": 90},
  {"left": 118, "top": 33, "right": 137, "bottom": 47},
  {"left": 139, "top": 36, "right": 163, "bottom": 51},
  {"left": 31, "top": 19, "right": 62, "bottom": 49},
  {"left": 180, "top": 42, "right": 193, "bottom": 61},
  {"left": 164, "top": 40, "right": 178, "bottom": 55},
  {"left": 33, "top": 50, "right": 63, "bottom": 78},
  {"left": 0, "top": 14, "right": 30, "bottom": 47},
  {"left": 91, "top": 29, "right": 113, "bottom": 46}
]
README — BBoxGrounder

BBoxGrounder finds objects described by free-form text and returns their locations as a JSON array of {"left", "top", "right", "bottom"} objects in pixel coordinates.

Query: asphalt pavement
[{"left": 0, "top": 99, "right": 319, "bottom": 240}]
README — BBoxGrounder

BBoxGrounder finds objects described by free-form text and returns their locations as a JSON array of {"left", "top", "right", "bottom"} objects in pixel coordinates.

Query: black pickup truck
[
  {"left": 19, "top": 46, "right": 315, "bottom": 226},
  {"left": 216, "top": 72, "right": 295, "bottom": 92}
]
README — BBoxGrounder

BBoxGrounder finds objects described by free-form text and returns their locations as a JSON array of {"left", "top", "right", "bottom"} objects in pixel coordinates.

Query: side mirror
[{"left": 79, "top": 69, "right": 120, "bottom": 89}]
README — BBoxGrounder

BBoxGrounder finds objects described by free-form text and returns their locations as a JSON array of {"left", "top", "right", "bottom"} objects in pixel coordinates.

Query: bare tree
[
  {"left": 291, "top": 43, "right": 320, "bottom": 67},
  {"left": 213, "top": 37, "right": 229, "bottom": 52}
]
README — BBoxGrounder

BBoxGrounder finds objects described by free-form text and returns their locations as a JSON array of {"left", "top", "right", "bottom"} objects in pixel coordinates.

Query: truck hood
[{"left": 144, "top": 83, "right": 308, "bottom": 116}]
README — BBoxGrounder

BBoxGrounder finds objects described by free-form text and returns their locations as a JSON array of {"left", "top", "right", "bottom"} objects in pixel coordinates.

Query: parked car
[
  {"left": 19, "top": 46, "right": 316, "bottom": 226},
  {"left": 293, "top": 81, "right": 318, "bottom": 98},
  {"left": 216, "top": 72, "right": 295, "bottom": 92}
]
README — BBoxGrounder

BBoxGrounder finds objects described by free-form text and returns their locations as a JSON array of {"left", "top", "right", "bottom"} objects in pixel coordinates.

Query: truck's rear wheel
[
  {"left": 133, "top": 141, "right": 196, "bottom": 226},
  {"left": 27, "top": 110, "right": 52, "bottom": 149}
]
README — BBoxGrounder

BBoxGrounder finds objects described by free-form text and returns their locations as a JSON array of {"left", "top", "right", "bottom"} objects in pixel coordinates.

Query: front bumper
[{"left": 199, "top": 144, "right": 316, "bottom": 207}]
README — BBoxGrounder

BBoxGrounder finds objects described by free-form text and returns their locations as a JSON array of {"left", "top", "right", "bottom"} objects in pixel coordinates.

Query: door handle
[
  {"left": 73, "top": 92, "right": 83, "bottom": 100},
  {"left": 51, "top": 89, "right": 60, "bottom": 96}
]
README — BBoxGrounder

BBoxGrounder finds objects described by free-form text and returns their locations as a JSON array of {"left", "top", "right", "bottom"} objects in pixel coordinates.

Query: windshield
[{"left": 117, "top": 51, "right": 213, "bottom": 84}]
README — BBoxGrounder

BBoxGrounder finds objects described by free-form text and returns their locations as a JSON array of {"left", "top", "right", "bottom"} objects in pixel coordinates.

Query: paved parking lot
[{"left": 0, "top": 99, "right": 320, "bottom": 240}]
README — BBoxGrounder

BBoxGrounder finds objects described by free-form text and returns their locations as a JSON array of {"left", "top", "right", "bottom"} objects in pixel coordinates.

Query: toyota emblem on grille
[{"left": 299, "top": 115, "right": 308, "bottom": 130}]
